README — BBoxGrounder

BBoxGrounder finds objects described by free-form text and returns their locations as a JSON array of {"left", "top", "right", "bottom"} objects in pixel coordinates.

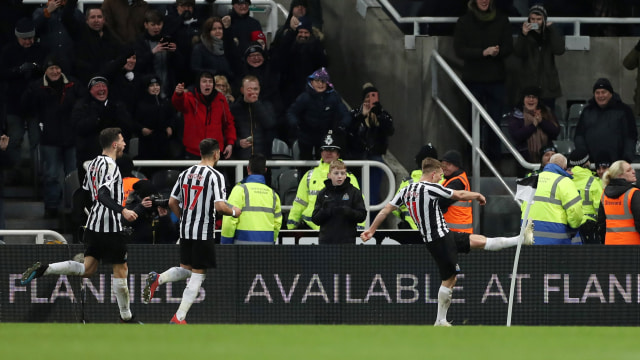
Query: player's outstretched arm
[
  {"left": 360, "top": 203, "right": 397, "bottom": 242},
  {"left": 452, "top": 190, "right": 486, "bottom": 205}
]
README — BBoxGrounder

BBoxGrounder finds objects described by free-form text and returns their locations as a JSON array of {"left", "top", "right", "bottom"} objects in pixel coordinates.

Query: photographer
[{"left": 124, "top": 179, "right": 178, "bottom": 244}]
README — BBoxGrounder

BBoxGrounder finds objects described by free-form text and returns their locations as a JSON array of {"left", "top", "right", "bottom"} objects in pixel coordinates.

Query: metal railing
[
  {"left": 23, "top": 0, "right": 283, "bottom": 36},
  {"left": 0, "top": 230, "right": 67, "bottom": 244}
]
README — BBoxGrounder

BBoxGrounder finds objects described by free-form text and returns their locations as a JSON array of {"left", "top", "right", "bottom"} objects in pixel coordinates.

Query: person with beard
[
  {"left": 172, "top": 71, "right": 236, "bottom": 160},
  {"left": 0, "top": 18, "right": 46, "bottom": 170},
  {"left": 191, "top": 16, "right": 234, "bottom": 82},
  {"left": 221, "top": 0, "right": 262, "bottom": 75},
  {"left": 270, "top": 0, "right": 324, "bottom": 51},
  {"left": 133, "top": 76, "right": 176, "bottom": 161},
  {"left": 134, "top": 9, "right": 185, "bottom": 99},
  {"left": 72, "top": 76, "right": 134, "bottom": 183},
  {"left": 62, "top": 4, "right": 123, "bottom": 85},
  {"left": 230, "top": 75, "right": 276, "bottom": 160},
  {"left": 513, "top": 4, "right": 565, "bottom": 112},
  {"left": 21, "top": 55, "right": 83, "bottom": 218},
  {"left": 276, "top": 15, "right": 327, "bottom": 113}
]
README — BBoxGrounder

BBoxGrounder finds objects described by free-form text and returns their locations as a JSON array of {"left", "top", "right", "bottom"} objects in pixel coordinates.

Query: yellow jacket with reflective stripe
[
  {"left": 221, "top": 175, "right": 282, "bottom": 244},
  {"left": 287, "top": 161, "right": 362, "bottom": 230},
  {"left": 571, "top": 166, "right": 602, "bottom": 223},
  {"left": 391, "top": 169, "right": 422, "bottom": 229}
]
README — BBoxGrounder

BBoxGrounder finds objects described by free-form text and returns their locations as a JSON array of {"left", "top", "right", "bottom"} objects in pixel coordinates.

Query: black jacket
[
  {"left": 347, "top": 102, "right": 394, "bottom": 159},
  {"left": 312, "top": 177, "right": 366, "bottom": 244},
  {"left": 597, "top": 178, "right": 640, "bottom": 236},
  {"left": 133, "top": 92, "right": 176, "bottom": 160},
  {"left": 230, "top": 97, "right": 276, "bottom": 159},
  {"left": 0, "top": 41, "right": 46, "bottom": 115}
]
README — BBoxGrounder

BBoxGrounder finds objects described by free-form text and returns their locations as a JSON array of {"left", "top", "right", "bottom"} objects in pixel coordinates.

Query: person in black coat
[
  {"left": 221, "top": 0, "right": 263, "bottom": 76},
  {"left": 161, "top": 0, "right": 201, "bottom": 87},
  {"left": 230, "top": 75, "right": 276, "bottom": 160},
  {"left": 21, "top": 55, "right": 84, "bottom": 217},
  {"left": 235, "top": 43, "right": 282, "bottom": 114},
  {"left": 133, "top": 75, "right": 176, "bottom": 160},
  {"left": 312, "top": 160, "right": 367, "bottom": 244},
  {"left": 102, "top": 51, "right": 142, "bottom": 117},
  {"left": 72, "top": 76, "right": 134, "bottom": 182}
]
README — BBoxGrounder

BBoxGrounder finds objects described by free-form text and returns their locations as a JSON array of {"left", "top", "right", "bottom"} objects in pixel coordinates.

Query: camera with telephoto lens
[{"left": 149, "top": 194, "right": 169, "bottom": 208}]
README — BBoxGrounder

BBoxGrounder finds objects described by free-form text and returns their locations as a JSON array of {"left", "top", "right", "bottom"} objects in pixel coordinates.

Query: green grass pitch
[{"left": 1, "top": 324, "right": 639, "bottom": 360}]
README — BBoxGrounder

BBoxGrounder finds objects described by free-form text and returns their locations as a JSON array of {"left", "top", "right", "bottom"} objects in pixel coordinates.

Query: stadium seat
[
  {"left": 292, "top": 140, "right": 301, "bottom": 160},
  {"left": 277, "top": 169, "right": 299, "bottom": 202},
  {"left": 271, "top": 138, "right": 292, "bottom": 160},
  {"left": 567, "top": 103, "right": 585, "bottom": 140},
  {"left": 62, "top": 170, "right": 80, "bottom": 215},
  {"left": 553, "top": 139, "right": 575, "bottom": 156},
  {"left": 128, "top": 137, "right": 139, "bottom": 159}
]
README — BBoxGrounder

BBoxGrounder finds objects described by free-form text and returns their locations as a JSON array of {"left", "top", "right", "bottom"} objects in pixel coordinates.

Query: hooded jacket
[
  {"left": 312, "top": 177, "right": 367, "bottom": 244},
  {"left": 172, "top": 86, "right": 236, "bottom": 156}
]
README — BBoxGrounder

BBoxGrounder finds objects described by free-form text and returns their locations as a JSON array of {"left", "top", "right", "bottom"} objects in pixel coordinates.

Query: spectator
[
  {"left": 230, "top": 75, "right": 276, "bottom": 160},
  {"left": 133, "top": 76, "right": 176, "bottom": 161},
  {"left": 574, "top": 78, "right": 637, "bottom": 163},
  {"left": 221, "top": 0, "right": 263, "bottom": 75},
  {"left": 0, "top": 18, "right": 46, "bottom": 170},
  {"left": 236, "top": 42, "right": 282, "bottom": 117},
  {"left": 221, "top": 153, "right": 282, "bottom": 244},
  {"left": 21, "top": 55, "right": 83, "bottom": 218},
  {"left": 525, "top": 144, "right": 557, "bottom": 177},
  {"left": 527, "top": 153, "right": 584, "bottom": 245},
  {"left": 191, "top": 16, "right": 234, "bottom": 82},
  {"left": 513, "top": 4, "right": 565, "bottom": 112},
  {"left": 287, "top": 67, "right": 350, "bottom": 160},
  {"left": 287, "top": 131, "right": 363, "bottom": 231},
  {"left": 215, "top": 74, "right": 235, "bottom": 103},
  {"left": 162, "top": 0, "right": 201, "bottom": 85},
  {"left": 72, "top": 76, "right": 134, "bottom": 182},
  {"left": 567, "top": 148, "right": 603, "bottom": 244},
  {"left": 32, "top": 0, "right": 84, "bottom": 75},
  {"left": 64, "top": 3, "right": 123, "bottom": 84},
  {"left": 134, "top": 9, "right": 185, "bottom": 99},
  {"left": 453, "top": 0, "right": 513, "bottom": 162},
  {"left": 276, "top": 15, "right": 327, "bottom": 113},
  {"left": 271, "top": 0, "right": 323, "bottom": 50},
  {"left": 102, "top": 52, "right": 142, "bottom": 117},
  {"left": 392, "top": 143, "right": 439, "bottom": 229},
  {"left": 439, "top": 150, "right": 473, "bottom": 233},
  {"left": 623, "top": 38, "right": 640, "bottom": 116},
  {"left": 598, "top": 160, "right": 640, "bottom": 245},
  {"left": 172, "top": 71, "right": 236, "bottom": 160},
  {"left": 594, "top": 151, "right": 612, "bottom": 184},
  {"left": 102, "top": 0, "right": 149, "bottom": 45},
  {"left": 506, "top": 86, "right": 561, "bottom": 164},
  {"left": 347, "top": 82, "right": 395, "bottom": 208},
  {"left": 312, "top": 160, "right": 367, "bottom": 244}
]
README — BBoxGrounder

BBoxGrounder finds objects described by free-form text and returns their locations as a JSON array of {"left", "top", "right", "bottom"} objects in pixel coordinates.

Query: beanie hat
[
  {"left": 521, "top": 86, "right": 541, "bottom": 99},
  {"left": 594, "top": 151, "right": 612, "bottom": 168},
  {"left": 441, "top": 150, "right": 463, "bottom": 168},
  {"left": 296, "top": 15, "right": 313, "bottom": 32},
  {"left": 143, "top": 75, "right": 161, "bottom": 88},
  {"left": 415, "top": 143, "right": 438, "bottom": 168},
  {"left": 88, "top": 76, "right": 109, "bottom": 89},
  {"left": 244, "top": 42, "right": 264, "bottom": 60},
  {"left": 232, "top": 0, "right": 251, "bottom": 4},
  {"left": 250, "top": 30, "right": 266, "bottom": 43},
  {"left": 291, "top": 0, "right": 309, "bottom": 8},
  {"left": 568, "top": 148, "right": 590, "bottom": 167},
  {"left": 176, "top": 0, "right": 195, "bottom": 6},
  {"left": 43, "top": 54, "right": 62, "bottom": 70},
  {"left": 539, "top": 144, "right": 557, "bottom": 157},
  {"left": 308, "top": 67, "right": 332, "bottom": 87},
  {"left": 362, "top": 82, "right": 378, "bottom": 100},
  {"left": 15, "top": 18, "right": 35, "bottom": 39},
  {"left": 593, "top": 78, "right": 613, "bottom": 94},
  {"left": 132, "top": 179, "right": 159, "bottom": 198},
  {"left": 528, "top": 4, "right": 547, "bottom": 21},
  {"left": 320, "top": 130, "right": 341, "bottom": 151}
]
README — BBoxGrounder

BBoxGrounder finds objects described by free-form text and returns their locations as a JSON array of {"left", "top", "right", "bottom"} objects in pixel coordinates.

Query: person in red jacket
[{"left": 172, "top": 70, "right": 236, "bottom": 159}]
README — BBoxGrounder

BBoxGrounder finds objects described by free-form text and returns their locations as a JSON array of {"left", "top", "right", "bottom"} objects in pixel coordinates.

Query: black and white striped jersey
[
  {"left": 391, "top": 181, "right": 454, "bottom": 242},
  {"left": 171, "top": 165, "right": 227, "bottom": 240},
  {"left": 82, "top": 155, "right": 123, "bottom": 233}
]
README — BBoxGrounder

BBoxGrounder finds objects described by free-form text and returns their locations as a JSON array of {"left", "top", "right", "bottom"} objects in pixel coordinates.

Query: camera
[{"left": 150, "top": 194, "right": 169, "bottom": 208}]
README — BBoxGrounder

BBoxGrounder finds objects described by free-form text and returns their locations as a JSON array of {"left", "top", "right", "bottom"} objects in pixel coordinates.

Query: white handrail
[{"left": 0, "top": 230, "right": 68, "bottom": 244}]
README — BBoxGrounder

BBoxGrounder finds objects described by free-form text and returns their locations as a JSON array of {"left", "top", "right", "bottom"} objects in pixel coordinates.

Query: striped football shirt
[{"left": 82, "top": 155, "right": 124, "bottom": 233}]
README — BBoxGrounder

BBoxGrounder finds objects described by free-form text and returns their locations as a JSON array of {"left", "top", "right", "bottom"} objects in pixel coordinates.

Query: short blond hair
[
  {"left": 329, "top": 159, "right": 346, "bottom": 172},
  {"left": 422, "top": 157, "right": 442, "bottom": 174}
]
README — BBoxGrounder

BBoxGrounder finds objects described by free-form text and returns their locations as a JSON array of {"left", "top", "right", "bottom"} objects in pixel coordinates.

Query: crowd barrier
[{"left": 2, "top": 243, "right": 640, "bottom": 325}]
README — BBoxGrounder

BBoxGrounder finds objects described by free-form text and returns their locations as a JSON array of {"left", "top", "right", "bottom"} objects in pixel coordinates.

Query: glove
[{"left": 19, "top": 62, "right": 36, "bottom": 74}]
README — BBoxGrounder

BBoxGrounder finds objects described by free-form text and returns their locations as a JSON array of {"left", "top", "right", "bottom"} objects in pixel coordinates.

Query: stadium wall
[{"left": 2, "top": 244, "right": 640, "bottom": 325}]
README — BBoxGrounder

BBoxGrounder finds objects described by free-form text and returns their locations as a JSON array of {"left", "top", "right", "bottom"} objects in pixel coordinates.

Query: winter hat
[
  {"left": 320, "top": 130, "right": 341, "bottom": 151},
  {"left": 291, "top": 0, "right": 309, "bottom": 8},
  {"left": 250, "top": 30, "right": 266, "bottom": 42},
  {"left": 232, "top": 0, "right": 251, "bottom": 4},
  {"left": 441, "top": 150, "right": 463, "bottom": 168},
  {"left": 528, "top": 4, "right": 547, "bottom": 21},
  {"left": 244, "top": 42, "right": 264, "bottom": 59},
  {"left": 415, "top": 143, "right": 438, "bottom": 168},
  {"left": 595, "top": 151, "right": 612, "bottom": 168},
  {"left": 362, "top": 82, "right": 378, "bottom": 100},
  {"left": 568, "top": 148, "right": 590, "bottom": 167},
  {"left": 15, "top": 18, "right": 35, "bottom": 39},
  {"left": 43, "top": 54, "right": 63, "bottom": 70},
  {"left": 308, "top": 67, "right": 332, "bottom": 87},
  {"left": 132, "top": 180, "right": 159, "bottom": 198},
  {"left": 296, "top": 15, "right": 313, "bottom": 32},
  {"left": 88, "top": 76, "right": 109, "bottom": 89},
  {"left": 143, "top": 75, "right": 161, "bottom": 88},
  {"left": 521, "top": 86, "right": 541, "bottom": 98},
  {"left": 593, "top": 78, "right": 613, "bottom": 94},
  {"left": 176, "top": 0, "right": 195, "bottom": 6},
  {"left": 539, "top": 144, "right": 557, "bottom": 158}
]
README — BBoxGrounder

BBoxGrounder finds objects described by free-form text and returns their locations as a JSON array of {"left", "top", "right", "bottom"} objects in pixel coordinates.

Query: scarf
[
  {"left": 201, "top": 35, "right": 224, "bottom": 56},
  {"left": 523, "top": 108, "right": 547, "bottom": 163},
  {"left": 468, "top": 0, "right": 496, "bottom": 22}
]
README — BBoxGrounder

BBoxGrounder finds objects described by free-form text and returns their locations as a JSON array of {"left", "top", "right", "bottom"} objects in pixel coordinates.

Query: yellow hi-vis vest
[
  {"left": 571, "top": 166, "right": 603, "bottom": 222},
  {"left": 221, "top": 180, "right": 282, "bottom": 244},
  {"left": 442, "top": 171, "right": 473, "bottom": 233}
]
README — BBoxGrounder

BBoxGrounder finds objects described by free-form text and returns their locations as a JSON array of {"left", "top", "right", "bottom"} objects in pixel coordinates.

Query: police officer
[
  {"left": 391, "top": 143, "right": 438, "bottom": 229},
  {"left": 287, "top": 130, "right": 363, "bottom": 230},
  {"left": 528, "top": 153, "right": 584, "bottom": 245},
  {"left": 567, "top": 148, "right": 603, "bottom": 244},
  {"left": 221, "top": 153, "right": 282, "bottom": 244},
  {"left": 440, "top": 150, "right": 472, "bottom": 233}
]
